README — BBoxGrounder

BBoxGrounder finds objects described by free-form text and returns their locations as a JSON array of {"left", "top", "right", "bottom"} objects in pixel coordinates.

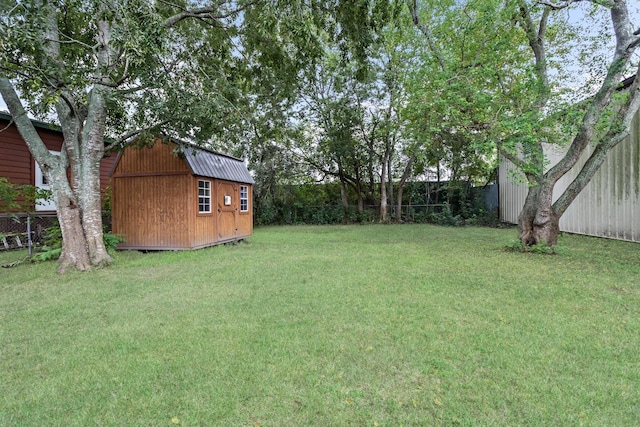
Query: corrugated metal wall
[{"left": 500, "top": 108, "right": 640, "bottom": 242}]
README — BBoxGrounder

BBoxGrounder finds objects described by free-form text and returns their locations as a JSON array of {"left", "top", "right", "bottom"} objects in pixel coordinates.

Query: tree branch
[
  {"left": 553, "top": 64, "right": 640, "bottom": 214},
  {"left": 535, "top": 0, "right": 586, "bottom": 11},
  {"left": 0, "top": 78, "right": 57, "bottom": 167},
  {"left": 163, "top": 1, "right": 256, "bottom": 28},
  {"left": 107, "top": 120, "right": 171, "bottom": 150},
  {"left": 406, "top": 0, "right": 446, "bottom": 71},
  {"left": 516, "top": 0, "right": 550, "bottom": 108},
  {"left": 498, "top": 142, "right": 540, "bottom": 184},
  {"left": 546, "top": 0, "right": 638, "bottom": 184}
]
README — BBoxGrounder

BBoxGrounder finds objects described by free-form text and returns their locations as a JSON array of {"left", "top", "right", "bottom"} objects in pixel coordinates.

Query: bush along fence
[
  {"left": 255, "top": 183, "right": 500, "bottom": 226},
  {"left": 255, "top": 202, "right": 499, "bottom": 227}
]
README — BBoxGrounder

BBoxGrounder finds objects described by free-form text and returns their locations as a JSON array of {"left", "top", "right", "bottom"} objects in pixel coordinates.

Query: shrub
[
  {"left": 0, "top": 177, "right": 51, "bottom": 213},
  {"left": 31, "top": 222, "right": 125, "bottom": 263},
  {"left": 504, "top": 239, "right": 562, "bottom": 255},
  {"left": 426, "top": 204, "right": 464, "bottom": 227}
]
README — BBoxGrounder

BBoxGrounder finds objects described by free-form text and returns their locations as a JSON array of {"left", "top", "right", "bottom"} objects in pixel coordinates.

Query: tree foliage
[
  {"left": 2, "top": 0, "right": 638, "bottom": 270},
  {"left": 0, "top": 0, "right": 391, "bottom": 271},
  {"left": 0, "top": 177, "right": 50, "bottom": 213},
  {"left": 406, "top": 0, "right": 640, "bottom": 246}
]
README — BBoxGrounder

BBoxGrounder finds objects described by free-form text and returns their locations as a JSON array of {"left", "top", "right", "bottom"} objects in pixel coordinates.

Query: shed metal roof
[{"left": 181, "top": 145, "right": 254, "bottom": 184}]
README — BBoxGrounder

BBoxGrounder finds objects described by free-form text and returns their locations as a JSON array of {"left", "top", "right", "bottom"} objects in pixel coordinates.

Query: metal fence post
[{"left": 27, "top": 214, "right": 32, "bottom": 257}]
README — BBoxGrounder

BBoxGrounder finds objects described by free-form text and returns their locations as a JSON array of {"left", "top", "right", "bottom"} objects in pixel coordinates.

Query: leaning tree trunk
[
  {"left": 76, "top": 87, "right": 112, "bottom": 267},
  {"left": 78, "top": 156, "right": 111, "bottom": 266},
  {"left": 517, "top": 182, "right": 560, "bottom": 247},
  {"left": 56, "top": 189, "right": 92, "bottom": 273}
]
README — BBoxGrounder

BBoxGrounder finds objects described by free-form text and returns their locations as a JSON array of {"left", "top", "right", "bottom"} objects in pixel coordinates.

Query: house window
[
  {"left": 240, "top": 185, "right": 249, "bottom": 212},
  {"left": 198, "top": 180, "right": 211, "bottom": 213},
  {"left": 35, "top": 151, "right": 59, "bottom": 212}
]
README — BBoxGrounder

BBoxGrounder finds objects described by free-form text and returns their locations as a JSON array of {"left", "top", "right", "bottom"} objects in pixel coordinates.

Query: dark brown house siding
[
  {"left": 0, "top": 113, "right": 115, "bottom": 211},
  {"left": 0, "top": 118, "right": 62, "bottom": 186}
]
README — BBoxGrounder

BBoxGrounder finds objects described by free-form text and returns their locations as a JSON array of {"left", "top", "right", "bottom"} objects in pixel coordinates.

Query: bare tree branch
[
  {"left": 163, "top": 1, "right": 256, "bottom": 28},
  {"left": 536, "top": 0, "right": 582, "bottom": 11},
  {"left": 546, "top": 0, "right": 638, "bottom": 183},
  {"left": 108, "top": 120, "right": 171, "bottom": 150},
  {"left": 406, "top": 0, "right": 446, "bottom": 71}
]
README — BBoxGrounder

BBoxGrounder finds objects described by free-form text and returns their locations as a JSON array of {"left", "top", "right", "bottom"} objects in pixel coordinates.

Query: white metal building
[{"left": 499, "top": 108, "right": 640, "bottom": 242}]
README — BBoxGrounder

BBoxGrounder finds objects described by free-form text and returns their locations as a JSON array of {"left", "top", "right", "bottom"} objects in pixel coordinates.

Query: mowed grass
[{"left": 1, "top": 224, "right": 639, "bottom": 426}]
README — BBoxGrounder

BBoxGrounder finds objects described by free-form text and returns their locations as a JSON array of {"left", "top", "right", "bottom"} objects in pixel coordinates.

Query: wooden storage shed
[{"left": 111, "top": 139, "right": 254, "bottom": 250}]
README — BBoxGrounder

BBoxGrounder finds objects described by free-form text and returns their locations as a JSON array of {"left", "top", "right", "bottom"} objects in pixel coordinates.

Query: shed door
[{"left": 217, "top": 181, "right": 238, "bottom": 240}]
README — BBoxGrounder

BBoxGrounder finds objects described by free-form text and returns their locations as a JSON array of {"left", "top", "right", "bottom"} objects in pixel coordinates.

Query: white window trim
[
  {"left": 240, "top": 185, "right": 249, "bottom": 212},
  {"left": 198, "top": 180, "right": 211, "bottom": 214},
  {"left": 35, "top": 150, "right": 59, "bottom": 211}
]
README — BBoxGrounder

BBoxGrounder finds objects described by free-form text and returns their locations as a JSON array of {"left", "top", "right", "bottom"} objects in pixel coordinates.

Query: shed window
[
  {"left": 198, "top": 180, "right": 211, "bottom": 213},
  {"left": 240, "top": 185, "right": 249, "bottom": 212}
]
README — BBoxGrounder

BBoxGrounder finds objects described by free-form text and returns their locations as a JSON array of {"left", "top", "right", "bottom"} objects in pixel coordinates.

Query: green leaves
[{"left": 0, "top": 177, "right": 50, "bottom": 212}]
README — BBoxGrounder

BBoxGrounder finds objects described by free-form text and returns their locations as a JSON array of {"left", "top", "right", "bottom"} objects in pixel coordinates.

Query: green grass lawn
[{"left": 1, "top": 224, "right": 639, "bottom": 426}]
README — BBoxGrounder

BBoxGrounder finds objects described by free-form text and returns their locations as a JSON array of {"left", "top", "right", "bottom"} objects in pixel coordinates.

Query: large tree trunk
[
  {"left": 76, "top": 88, "right": 112, "bottom": 266},
  {"left": 512, "top": 0, "right": 640, "bottom": 248},
  {"left": 1, "top": 78, "right": 112, "bottom": 271},
  {"left": 517, "top": 182, "right": 560, "bottom": 247},
  {"left": 1, "top": 6, "right": 113, "bottom": 272},
  {"left": 55, "top": 89, "right": 113, "bottom": 268},
  {"left": 56, "top": 192, "right": 91, "bottom": 273},
  {"left": 79, "top": 157, "right": 111, "bottom": 266}
]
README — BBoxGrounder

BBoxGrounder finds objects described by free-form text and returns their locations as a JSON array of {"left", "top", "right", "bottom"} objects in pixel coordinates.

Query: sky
[{"left": 561, "top": 1, "right": 640, "bottom": 94}]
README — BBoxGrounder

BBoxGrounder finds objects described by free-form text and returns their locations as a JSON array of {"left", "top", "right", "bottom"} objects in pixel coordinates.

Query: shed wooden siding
[
  {"left": 111, "top": 140, "right": 253, "bottom": 250},
  {"left": 238, "top": 184, "right": 253, "bottom": 237},
  {"left": 112, "top": 140, "right": 188, "bottom": 176},
  {"left": 499, "top": 108, "right": 640, "bottom": 242},
  {"left": 99, "top": 155, "right": 117, "bottom": 191},
  {"left": 193, "top": 180, "right": 217, "bottom": 248},
  {"left": 111, "top": 142, "right": 193, "bottom": 249}
]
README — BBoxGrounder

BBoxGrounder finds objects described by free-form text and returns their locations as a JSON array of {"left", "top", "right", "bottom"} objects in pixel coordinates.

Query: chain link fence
[
  {"left": 0, "top": 211, "right": 112, "bottom": 253},
  {"left": 0, "top": 213, "right": 56, "bottom": 253}
]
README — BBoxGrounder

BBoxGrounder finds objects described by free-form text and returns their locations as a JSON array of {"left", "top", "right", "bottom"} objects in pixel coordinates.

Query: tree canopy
[{"left": 0, "top": 0, "right": 392, "bottom": 271}]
